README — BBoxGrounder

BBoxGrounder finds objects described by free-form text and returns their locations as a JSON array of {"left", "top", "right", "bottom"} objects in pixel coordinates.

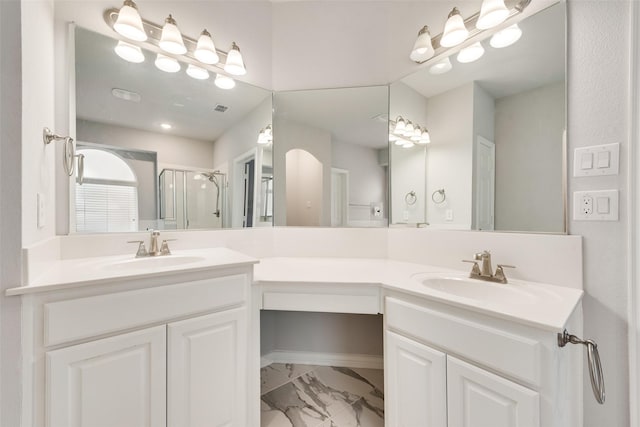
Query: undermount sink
[
  {"left": 413, "top": 274, "right": 561, "bottom": 305},
  {"left": 102, "top": 255, "right": 207, "bottom": 271}
]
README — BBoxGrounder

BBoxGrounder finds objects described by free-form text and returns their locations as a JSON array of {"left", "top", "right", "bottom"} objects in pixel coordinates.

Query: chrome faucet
[
  {"left": 462, "top": 250, "right": 515, "bottom": 284},
  {"left": 128, "top": 230, "right": 174, "bottom": 258}
]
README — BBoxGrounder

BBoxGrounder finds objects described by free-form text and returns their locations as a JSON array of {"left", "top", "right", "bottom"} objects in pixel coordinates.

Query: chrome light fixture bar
[{"left": 410, "top": 0, "right": 530, "bottom": 64}]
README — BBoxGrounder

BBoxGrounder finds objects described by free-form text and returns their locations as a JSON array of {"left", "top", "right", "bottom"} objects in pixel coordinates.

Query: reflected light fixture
[
  {"left": 257, "top": 125, "right": 273, "bottom": 144},
  {"left": 403, "top": 121, "right": 415, "bottom": 137},
  {"left": 390, "top": 116, "right": 430, "bottom": 147},
  {"left": 429, "top": 57, "right": 452, "bottom": 74},
  {"left": 440, "top": 7, "right": 469, "bottom": 48},
  {"left": 114, "top": 40, "right": 145, "bottom": 63},
  {"left": 476, "top": 0, "right": 510, "bottom": 30},
  {"left": 411, "top": 127, "right": 423, "bottom": 141},
  {"left": 214, "top": 74, "right": 236, "bottom": 90},
  {"left": 490, "top": 23, "right": 523, "bottom": 48},
  {"left": 186, "top": 64, "right": 209, "bottom": 80},
  {"left": 160, "top": 123, "right": 172, "bottom": 130},
  {"left": 402, "top": 141, "right": 415, "bottom": 149},
  {"left": 394, "top": 116, "right": 406, "bottom": 134},
  {"left": 224, "top": 42, "right": 247, "bottom": 76},
  {"left": 457, "top": 42, "right": 485, "bottom": 63},
  {"left": 419, "top": 129, "right": 431, "bottom": 144},
  {"left": 155, "top": 53, "right": 181, "bottom": 73},
  {"left": 113, "top": 0, "right": 147, "bottom": 41},
  {"left": 159, "top": 15, "right": 187, "bottom": 55},
  {"left": 410, "top": 26, "right": 435, "bottom": 62},
  {"left": 194, "top": 29, "right": 220, "bottom": 64}
]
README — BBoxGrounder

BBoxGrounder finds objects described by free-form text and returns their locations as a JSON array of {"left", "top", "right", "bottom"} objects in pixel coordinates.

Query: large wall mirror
[
  {"left": 389, "top": 2, "right": 566, "bottom": 233},
  {"left": 73, "top": 27, "right": 272, "bottom": 233},
  {"left": 273, "top": 87, "right": 389, "bottom": 227}
]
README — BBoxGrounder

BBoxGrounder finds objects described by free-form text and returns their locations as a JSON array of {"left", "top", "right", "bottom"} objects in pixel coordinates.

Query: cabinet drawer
[
  {"left": 44, "top": 275, "right": 247, "bottom": 347},
  {"left": 386, "top": 297, "right": 541, "bottom": 386}
]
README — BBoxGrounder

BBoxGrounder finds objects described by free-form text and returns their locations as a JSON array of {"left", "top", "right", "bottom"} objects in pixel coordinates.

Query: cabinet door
[
  {"left": 168, "top": 308, "right": 247, "bottom": 427},
  {"left": 447, "top": 356, "right": 540, "bottom": 427},
  {"left": 385, "top": 331, "right": 447, "bottom": 427},
  {"left": 46, "top": 325, "right": 167, "bottom": 427}
]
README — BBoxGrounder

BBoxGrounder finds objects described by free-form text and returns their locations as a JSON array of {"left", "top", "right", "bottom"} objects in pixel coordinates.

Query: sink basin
[
  {"left": 102, "top": 255, "right": 207, "bottom": 271},
  {"left": 414, "top": 274, "right": 559, "bottom": 305}
]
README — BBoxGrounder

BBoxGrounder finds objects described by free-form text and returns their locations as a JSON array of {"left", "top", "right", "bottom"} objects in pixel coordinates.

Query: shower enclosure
[{"left": 159, "top": 169, "right": 227, "bottom": 229}]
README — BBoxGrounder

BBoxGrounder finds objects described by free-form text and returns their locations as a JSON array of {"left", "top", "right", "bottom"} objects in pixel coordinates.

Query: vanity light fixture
[
  {"left": 457, "top": 42, "right": 485, "bottom": 63},
  {"left": 113, "top": 0, "right": 147, "bottom": 41},
  {"left": 440, "top": 7, "right": 469, "bottom": 48},
  {"left": 394, "top": 116, "right": 406, "bottom": 134},
  {"left": 410, "top": 26, "right": 435, "bottom": 62},
  {"left": 214, "top": 74, "right": 236, "bottom": 90},
  {"left": 390, "top": 116, "right": 430, "bottom": 148},
  {"left": 155, "top": 53, "right": 181, "bottom": 73},
  {"left": 420, "top": 129, "right": 431, "bottom": 144},
  {"left": 224, "top": 42, "right": 247, "bottom": 76},
  {"left": 257, "top": 125, "right": 273, "bottom": 145},
  {"left": 476, "top": 0, "right": 510, "bottom": 30},
  {"left": 490, "top": 23, "right": 522, "bottom": 48},
  {"left": 186, "top": 64, "right": 209, "bottom": 80},
  {"left": 194, "top": 30, "right": 220, "bottom": 64},
  {"left": 114, "top": 40, "right": 145, "bottom": 63},
  {"left": 429, "top": 57, "right": 453, "bottom": 74},
  {"left": 159, "top": 15, "right": 187, "bottom": 55}
]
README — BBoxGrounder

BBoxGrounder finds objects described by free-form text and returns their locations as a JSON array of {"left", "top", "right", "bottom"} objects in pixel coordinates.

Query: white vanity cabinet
[
  {"left": 20, "top": 267, "right": 254, "bottom": 427},
  {"left": 384, "top": 295, "right": 580, "bottom": 427}
]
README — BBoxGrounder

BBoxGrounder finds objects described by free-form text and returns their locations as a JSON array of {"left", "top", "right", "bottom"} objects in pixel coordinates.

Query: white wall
[
  {"left": 0, "top": 2, "right": 23, "bottom": 425},
  {"left": 426, "top": 83, "right": 475, "bottom": 229},
  {"left": 286, "top": 149, "right": 323, "bottom": 226},
  {"left": 567, "top": 2, "right": 631, "bottom": 425},
  {"left": 495, "top": 82, "right": 565, "bottom": 232}
]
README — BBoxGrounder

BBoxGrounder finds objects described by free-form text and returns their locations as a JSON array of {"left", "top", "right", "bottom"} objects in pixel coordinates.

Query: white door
[
  {"left": 447, "top": 356, "right": 540, "bottom": 427},
  {"left": 475, "top": 136, "right": 495, "bottom": 230},
  {"left": 46, "top": 326, "right": 167, "bottom": 427},
  {"left": 385, "top": 331, "right": 447, "bottom": 427},
  {"left": 331, "top": 168, "right": 349, "bottom": 227},
  {"left": 168, "top": 308, "right": 247, "bottom": 427}
]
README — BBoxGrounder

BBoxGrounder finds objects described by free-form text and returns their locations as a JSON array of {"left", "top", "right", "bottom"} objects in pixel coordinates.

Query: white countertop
[
  {"left": 254, "top": 257, "right": 584, "bottom": 332},
  {"left": 6, "top": 248, "right": 258, "bottom": 296}
]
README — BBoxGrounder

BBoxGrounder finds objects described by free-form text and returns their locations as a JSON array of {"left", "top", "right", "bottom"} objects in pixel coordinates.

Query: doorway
[{"left": 475, "top": 136, "right": 496, "bottom": 231}]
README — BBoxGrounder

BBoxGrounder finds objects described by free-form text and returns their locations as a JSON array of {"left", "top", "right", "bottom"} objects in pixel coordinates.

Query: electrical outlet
[{"left": 573, "top": 190, "right": 618, "bottom": 221}]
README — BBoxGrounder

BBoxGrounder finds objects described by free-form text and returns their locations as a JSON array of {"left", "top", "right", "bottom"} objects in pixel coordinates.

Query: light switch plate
[
  {"left": 573, "top": 143, "right": 619, "bottom": 177},
  {"left": 573, "top": 190, "right": 618, "bottom": 221}
]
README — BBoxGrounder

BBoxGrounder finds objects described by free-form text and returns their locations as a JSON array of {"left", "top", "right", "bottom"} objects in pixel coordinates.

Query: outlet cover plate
[{"left": 573, "top": 190, "right": 618, "bottom": 221}]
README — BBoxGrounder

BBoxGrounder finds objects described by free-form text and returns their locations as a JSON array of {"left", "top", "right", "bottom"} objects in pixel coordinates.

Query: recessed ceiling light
[{"left": 160, "top": 123, "right": 172, "bottom": 130}]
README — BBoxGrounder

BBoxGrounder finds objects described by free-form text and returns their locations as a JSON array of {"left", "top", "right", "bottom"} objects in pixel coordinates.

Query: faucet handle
[
  {"left": 494, "top": 264, "right": 516, "bottom": 284},
  {"left": 462, "top": 259, "right": 481, "bottom": 276},
  {"left": 160, "top": 239, "right": 176, "bottom": 255},
  {"left": 127, "top": 240, "right": 148, "bottom": 258}
]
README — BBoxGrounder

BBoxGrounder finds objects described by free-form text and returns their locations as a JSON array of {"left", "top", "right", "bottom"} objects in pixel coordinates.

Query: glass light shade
[
  {"left": 194, "top": 30, "right": 220, "bottom": 64},
  {"left": 114, "top": 40, "right": 144, "bottom": 63},
  {"left": 402, "top": 141, "right": 415, "bottom": 149},
  {"left": 476, "top": 0, "right": 510, "bottom": 30},
  {"left": 389, "top": 133, "right": 398, "bottom": 142},
  {"left": 224, "top": 42, "right": 247, "bottom": 76},
  {"left": 457, "top": 42, "right": 485, "bottom": 63},
  {"left": 394, "top": 139, "right": 405, "bottom": 146},
  {"left": 264, "top": 125, "right": 272, "bottom": 136},
  {"left": 159, "top": 15, "right": 187, "bottom": 55},
  {"left": 411, "top": 127, "right": 424, "bottom": 141},
  {"left": 403, "top": 121, "right": 415, "bottom": 137},
  {"left": 214, "top": 74, "right": 236, "bottom": 90},
  {"left": 113, "top": 0, "right": 147, "bottom": 42},
  {"left": 186, "top": 64, "right": 209, "bottom": 80},
  {"left": 394, "top": 117, "right": 406, "bottom": 134},
  {"left": 155, "top": 53, "right": 181, "bottom": 73},
  {"left": 490, "top": 24, "right": 522, "bottom": 48},
  {"left": 429, "top": 57, "right": 452, "bottom": 75},
  {"left": 419, "top": 129, "right": 431, "bottom": 144},
  {"left": 257, "top": 130, "right": 269, "bottom": 144},
  {"left": 410, "top": 26, "right": 435, "bottom": 62},
  {"left": 440, "top": 8, "right": 469, "bottom": 48}
]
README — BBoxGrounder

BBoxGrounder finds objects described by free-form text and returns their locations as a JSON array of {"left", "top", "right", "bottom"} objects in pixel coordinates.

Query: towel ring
[
  {"left": 432, "top": 188, "right": 446, "bottom": 204},
  {"left": 405, "top": 191, "right": 417, "bottom": 205}
]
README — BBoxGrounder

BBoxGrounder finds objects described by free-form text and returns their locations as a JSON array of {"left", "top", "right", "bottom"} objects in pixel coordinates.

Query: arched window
[{"left": 75, "top": 148, "right": 139, "bottom": 232}]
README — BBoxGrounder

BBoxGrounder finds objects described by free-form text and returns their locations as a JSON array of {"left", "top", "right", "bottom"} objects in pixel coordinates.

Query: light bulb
[
  {"left": 155, "top": 53, "right": 181, "bottom": 73},
  {"left": 194, "top": 29, "right": 220, "bottom": 64},
  {"left": 429, "top": 57, "right": 453, "bottom": 75},
  {"left": 490, "top": 23, "right": 522, "bottom": 48},
  {"left": 214, "top": 74, "right": 236, "bottom": 90},
  {"left": 477, "top": 0, "right": 510, "bottom": 30},
  {"left": 186, "top": 64, "right": 209, "bottom": 80},
  {"left": 440, "top": 7, "right": 469, "bottom": 48},
  {"left": 114, "top": 40, "right": 144, "bottom": 63},
  {"left": 457, "top": 42, "right": 485, "bottom": 63},
  {"left": 113, "top": 0, "right": 147, "bottom": 42},
  {"left": 224, "top": 42, "right": 247, "bottom": 76},
  {"left": 410, "top": 26, "right": 435, "bottom": 62},
  {"left": 159, "top": 15, "right": 187, "bottom": 55},
  {"left": 394, "top": 117, "right": 406, "bottom": 134}
]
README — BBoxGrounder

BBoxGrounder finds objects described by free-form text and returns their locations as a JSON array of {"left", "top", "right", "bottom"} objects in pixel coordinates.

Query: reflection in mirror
[
  {"left": 390, "top": 3, "right": 565, "bottom": 233},
  {"left": 273, "top": 87, "right": 389, "bottom": 227},
  {"left": 73, "top": 27, "right": 272, "bottom": 232}
]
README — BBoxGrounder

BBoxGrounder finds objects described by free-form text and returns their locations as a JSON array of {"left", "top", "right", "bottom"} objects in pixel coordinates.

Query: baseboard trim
[{"left": 260, "top": 350, "right": 384, "bottom": 369}]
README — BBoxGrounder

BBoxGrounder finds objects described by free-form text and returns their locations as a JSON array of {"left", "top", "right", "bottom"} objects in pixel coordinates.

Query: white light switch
[
  {"left": 573, "top": 190, "right": 618, "bottom": 221},
  {"left": 573, "top": 143, "right": 619, "bottom": 177}
]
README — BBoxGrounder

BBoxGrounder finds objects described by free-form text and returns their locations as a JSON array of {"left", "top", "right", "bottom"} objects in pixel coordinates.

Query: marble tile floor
[{"left": 261, "top": 363, "right": 384, "bottom": 427}]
